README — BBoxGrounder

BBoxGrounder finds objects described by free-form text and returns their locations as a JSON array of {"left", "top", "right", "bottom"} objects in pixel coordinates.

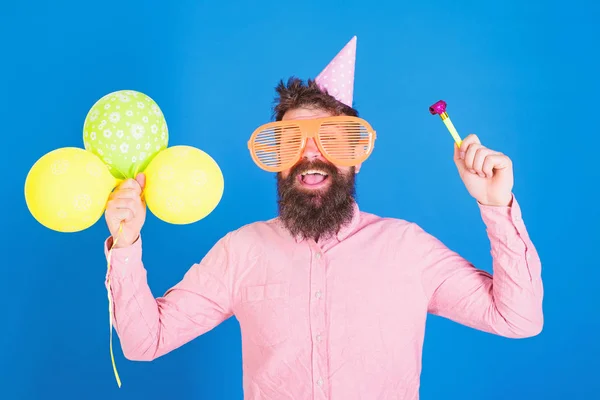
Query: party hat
[{"left": 315, "top": 36, "right": 357, "bottom": 107}]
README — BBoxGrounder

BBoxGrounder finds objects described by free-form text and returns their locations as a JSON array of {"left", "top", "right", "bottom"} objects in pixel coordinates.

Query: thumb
[
  {"left": 453, "top": 143, "right": 466, "bottom": 173},
  {"left": 135, "top": 172, "right": 146, "bottom": 190}
]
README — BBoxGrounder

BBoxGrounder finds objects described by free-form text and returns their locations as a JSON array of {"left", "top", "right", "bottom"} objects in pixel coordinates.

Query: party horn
[{"left": 429, "top": 100, "right": 462, "bottom": 147}]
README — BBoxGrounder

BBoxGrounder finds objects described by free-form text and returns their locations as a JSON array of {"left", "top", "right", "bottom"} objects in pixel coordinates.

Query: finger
[
  {"left": 472, "top": 147, "right": 495, "bottom": 177},
  {"left": 135, "top": 173, "right": 146, "bottom": 191},
  {"left": 109, "top": 188, "right": 142, "bottom": 201},
  {"left": 111, "top": 197, "right": 140, "bottom": 211},
  {"left": 106, "top": 199, "right": 138, "bottom": 221},
  {"left": 482, "top": 156, "right": 495, "bottom": 178},
  {"left": 453, "top": 142, "right": 461, "bottom": 162},
  {"left": 461, "top": 133, "right": 481, "bottom": 146},
  {"left": 119, "top": 178, "right": 142, "bottom": 193},
  {"left": 457, "top": 133, "right": 481, "bottom": 158},
  {"left": 457, "top": 134, "right": 481, "bottom": 166},
  {"left": 463, "top": 143, "right": 484, "bottom": 172},
  {"left": 483, "top": 153, "right": 512, "bottom": 172},
  {"left": 453, "top": 142, "right": 468, "bottom": 174},
  {"left": 111, "top": 208, "right": 134, "bottom": 223},
  {"left": 135, "top": 173, "right": 147, "bottom": 204}
]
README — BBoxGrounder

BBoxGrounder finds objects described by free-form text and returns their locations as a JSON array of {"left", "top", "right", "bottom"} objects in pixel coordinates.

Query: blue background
[{"left": 1, "top": 0, "right": 598, "bottom": 398}]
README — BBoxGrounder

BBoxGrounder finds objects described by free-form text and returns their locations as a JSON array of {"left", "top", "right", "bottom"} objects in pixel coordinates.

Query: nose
[{"left": 302, "top": 138, "right": 323, "bottom": 161}]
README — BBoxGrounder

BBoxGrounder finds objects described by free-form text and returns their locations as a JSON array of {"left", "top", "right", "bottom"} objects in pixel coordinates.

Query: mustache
[{"left": 288, "top": 159, "right": 339, "bottom": 178}]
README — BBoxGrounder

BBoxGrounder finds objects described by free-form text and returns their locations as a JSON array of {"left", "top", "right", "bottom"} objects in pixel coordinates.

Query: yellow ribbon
[
  {"left": 106, "top": 222, "right": 123, "bottom": 388},
  {"left": 106, "top": 172, "right": 143, "bottom": 388}
]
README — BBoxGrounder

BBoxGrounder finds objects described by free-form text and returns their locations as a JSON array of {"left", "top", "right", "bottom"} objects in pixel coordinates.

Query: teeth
[{"left": 301, "top": 169, "right": 327, "bottom": 176}]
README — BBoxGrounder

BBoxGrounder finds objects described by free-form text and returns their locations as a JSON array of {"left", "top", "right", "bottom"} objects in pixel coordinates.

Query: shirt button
[
  {"left": 317, "top": 378, "right": 324, "bottom": 387},
  {"left": 315, "top": 290, "right": 322, "bottom": 299},
  {"left": 124, "top": 257, "right": 129, "bottom": 263},
  {"left": 316, "top": 333, "right": 322, "bottom": 342},
  {"left": 315, "top": 252, "right": 321, "bottom": 259}
]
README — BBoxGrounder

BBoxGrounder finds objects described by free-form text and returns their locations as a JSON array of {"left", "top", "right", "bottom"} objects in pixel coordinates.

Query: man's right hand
[{"left": 105, "top": 173, "right": 147, "bottom": 248}]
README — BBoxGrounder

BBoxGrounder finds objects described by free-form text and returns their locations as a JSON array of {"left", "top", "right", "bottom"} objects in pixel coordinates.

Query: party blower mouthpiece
[{"left": 429, "top": 100, "right": 462, "bottom": 147}]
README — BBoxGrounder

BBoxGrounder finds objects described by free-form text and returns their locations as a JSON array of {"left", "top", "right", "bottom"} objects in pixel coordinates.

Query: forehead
[{"left": 282, "top": 107, "right": 334, "bottom": 121}]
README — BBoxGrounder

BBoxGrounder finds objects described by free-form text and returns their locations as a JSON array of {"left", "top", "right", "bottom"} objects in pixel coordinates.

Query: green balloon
[{"left": 83, "top": 90, "right": 169, "bottom": 179}]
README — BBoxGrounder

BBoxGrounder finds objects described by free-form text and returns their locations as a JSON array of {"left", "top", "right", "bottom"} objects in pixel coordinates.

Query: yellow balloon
[
  {"left": 144, "top": 145, "right": 224, "bottom": 224},
  {"left": 25, "top": 147, "right": 119, "bottom": 233}
]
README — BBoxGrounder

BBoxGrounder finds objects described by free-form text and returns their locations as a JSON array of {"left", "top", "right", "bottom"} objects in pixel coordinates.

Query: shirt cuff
[
  {"left": 478, "top": 193, "right": 526, "bottom": 235},
  {"left": 104, "top": 235, "right": 143, "bottom": 281}
]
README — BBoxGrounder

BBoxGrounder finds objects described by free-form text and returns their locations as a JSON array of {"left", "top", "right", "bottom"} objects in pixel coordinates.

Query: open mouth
[{"left": 297, "top": 169, "right": 330, "bottom": 189}]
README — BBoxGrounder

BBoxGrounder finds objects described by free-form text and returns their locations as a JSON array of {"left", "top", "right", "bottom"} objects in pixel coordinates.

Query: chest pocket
[{"left": 239, "top": 283, "right": 291, "bottom": 347}]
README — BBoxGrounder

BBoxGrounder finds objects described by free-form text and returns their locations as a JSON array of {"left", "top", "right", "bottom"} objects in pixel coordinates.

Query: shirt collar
[{"left": 335, "top": 201, "right": 361, "bottom": 241}]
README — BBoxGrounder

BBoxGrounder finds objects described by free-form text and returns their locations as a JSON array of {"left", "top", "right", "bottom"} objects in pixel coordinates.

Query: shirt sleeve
[
  {"left": 417, "top": 194, "right": 544, "bottom": 338},
  {"left": 104, "top": 233, "right": 234, "bottom": 361}
]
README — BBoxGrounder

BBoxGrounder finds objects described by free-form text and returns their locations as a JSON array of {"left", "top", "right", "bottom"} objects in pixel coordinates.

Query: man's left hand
[{"left": 453, "top": 134, "right": 514, "bottom": 207}]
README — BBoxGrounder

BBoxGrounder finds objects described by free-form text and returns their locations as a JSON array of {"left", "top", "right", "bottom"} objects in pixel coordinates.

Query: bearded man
[{"left": 104, "top": 36, "right": 543, "bottom": 400}]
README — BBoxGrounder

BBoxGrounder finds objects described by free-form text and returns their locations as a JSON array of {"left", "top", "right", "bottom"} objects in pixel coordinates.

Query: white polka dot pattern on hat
[{"left": 315, "top": 36, "right": 356, "bottom": 107}]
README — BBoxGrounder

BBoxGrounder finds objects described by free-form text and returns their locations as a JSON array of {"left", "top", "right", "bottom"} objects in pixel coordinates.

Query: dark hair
[{"left": 272, "top": 77, "right": 358, "bottom": 121}]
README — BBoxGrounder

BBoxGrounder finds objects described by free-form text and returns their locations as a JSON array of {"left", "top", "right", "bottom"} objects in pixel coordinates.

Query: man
[{"left": 104, "top": 37, "right": 543, "bottom": 399}]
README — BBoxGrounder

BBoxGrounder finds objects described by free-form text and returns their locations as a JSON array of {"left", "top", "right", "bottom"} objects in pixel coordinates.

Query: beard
[{"left": 276, "top": 158, "right": 356, "bottom": 241}]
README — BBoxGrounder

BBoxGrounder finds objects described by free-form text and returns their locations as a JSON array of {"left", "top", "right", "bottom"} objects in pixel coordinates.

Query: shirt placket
[{"left": 309, "top": 244, "right": 329, "bottom": 398}]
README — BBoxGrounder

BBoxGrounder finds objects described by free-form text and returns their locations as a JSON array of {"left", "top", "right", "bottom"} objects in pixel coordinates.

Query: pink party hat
[{"left": 315, "top": 36, "right": 357, "bottom": 107}]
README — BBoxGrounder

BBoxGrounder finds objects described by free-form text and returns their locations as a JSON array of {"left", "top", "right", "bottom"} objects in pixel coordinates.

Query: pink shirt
[{"left": 105, "top": 194, "right": 543, "bottom": 399}]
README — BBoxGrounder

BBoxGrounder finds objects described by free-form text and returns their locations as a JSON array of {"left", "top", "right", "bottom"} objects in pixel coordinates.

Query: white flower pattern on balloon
[
  {"left": 73, "top": 194, "right": 92, "bottom": 211},
  {"left": 83, "top": 90, "right": 168, "bottom": 178},
  {"left": 51, "top": 160, "right": 69, "bottom": 175},
  {"left": 109, "top": 112, "right": 120, "bottom": 123},
  {"left": 166, "top": 196, "right": 184, "bottom": 213},
  {"left": 131, "top": 124, "right": 145, "bottom": 140},
  {"left": 191, "top": 198, "right": 202, "bottom": 207},
  {"left": 158, "top": 165, "right": 175, "bottom": 181},
  {"left": 190, "top": 170, "right": 207, "bottom": 186},
  {"left": 86, "top": 162, "right": 103, "bottom": 177}
]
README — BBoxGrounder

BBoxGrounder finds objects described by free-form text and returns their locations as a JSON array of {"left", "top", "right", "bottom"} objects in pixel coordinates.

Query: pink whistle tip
[{"left": 429, "top": 100, "right": 447, "bottom": 115}]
